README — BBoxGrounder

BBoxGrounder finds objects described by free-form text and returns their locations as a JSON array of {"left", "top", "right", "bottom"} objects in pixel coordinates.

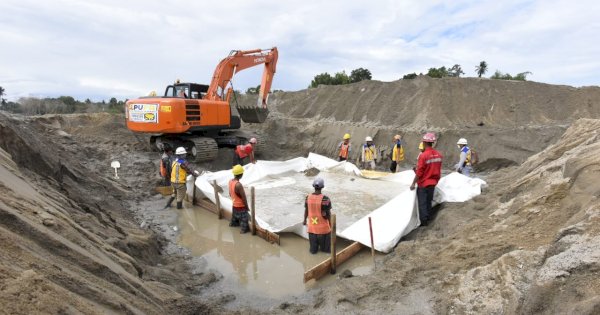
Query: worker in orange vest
[
  {"left": 303, "top": 177, "right": 332, "bottom": 254},
  {"left": 232, "top": 138, "right": 257, "bottom": 166},
  {"left": 229, "top": 164, "right": 250, "bottom": 233},
  {"left": 337, "top": 133, "right": 352, "bottom": 161}
]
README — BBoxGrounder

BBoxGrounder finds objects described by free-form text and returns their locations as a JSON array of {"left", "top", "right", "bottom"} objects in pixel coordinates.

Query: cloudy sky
[{"left": 1, "top": 0, "right": 599, "bottom": 101}]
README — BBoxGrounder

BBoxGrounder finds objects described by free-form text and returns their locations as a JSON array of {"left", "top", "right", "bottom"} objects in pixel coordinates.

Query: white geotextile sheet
[{"left": 191, "top": 153, "right": 486, "bottom": 253}]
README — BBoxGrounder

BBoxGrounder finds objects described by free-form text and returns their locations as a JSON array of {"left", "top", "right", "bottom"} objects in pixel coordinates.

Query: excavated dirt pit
[{"left": 4, "top": 76, "right": 600, "bottom": 313}]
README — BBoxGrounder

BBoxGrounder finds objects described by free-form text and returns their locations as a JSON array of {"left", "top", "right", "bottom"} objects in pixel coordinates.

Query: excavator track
[
  {"left": 153, "top": 136, "right": 218, "bottom": 162},
  {"left": 188, "top": 137, "right": 219, "bottom": 162}
]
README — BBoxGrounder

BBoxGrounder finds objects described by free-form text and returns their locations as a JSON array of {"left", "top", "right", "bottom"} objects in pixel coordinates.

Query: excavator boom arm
[{"left": 206, "top": 47, "right": 278, "bottom": 107}]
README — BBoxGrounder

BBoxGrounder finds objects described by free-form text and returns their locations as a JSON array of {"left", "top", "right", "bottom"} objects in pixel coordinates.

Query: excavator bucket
[{"left": 236, "top": 105, "right": 269, "bottom": 123}]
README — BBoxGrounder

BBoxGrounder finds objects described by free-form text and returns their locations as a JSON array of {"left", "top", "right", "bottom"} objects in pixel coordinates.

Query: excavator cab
[{"left": 164, "top": 83, "right": 208, "bottom": 99}]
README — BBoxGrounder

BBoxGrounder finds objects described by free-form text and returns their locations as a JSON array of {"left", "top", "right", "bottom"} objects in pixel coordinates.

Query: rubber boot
[
  {"left": 164, "top": 197, "right": 175, "bottom": 209},
  {"left": 176, "top": 202, "right": 183, "bottom": 209}
]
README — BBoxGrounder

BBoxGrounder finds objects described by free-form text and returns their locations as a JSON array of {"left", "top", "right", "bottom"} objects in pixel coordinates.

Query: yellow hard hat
[
  {"left": 148, "top": 90, "right": 157, "bottom": 97},
  {"left": 343, "top": 133, "right": 351, "bottom": 140},
  {"left": 418, "top": 142, "right": 424, "bottom": 151},
  {"left": 232, "top": 164, "right": 244, "bottom": 176}
]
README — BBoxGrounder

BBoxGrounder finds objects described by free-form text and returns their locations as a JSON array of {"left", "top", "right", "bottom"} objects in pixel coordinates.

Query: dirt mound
[
  {"left": 0, "top": 112, "right": 224, "bottom": 314},
  {"left": 240, "top": 77, "right": 600, "bottom": 169},
  {"left": 307, "top": 118, "right": 600, "bottom": 314}
]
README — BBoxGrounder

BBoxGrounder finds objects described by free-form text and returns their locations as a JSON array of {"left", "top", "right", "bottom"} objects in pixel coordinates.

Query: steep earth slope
[
  {"left": 240, "top": 76, "right": 600, "bottom": 170},
  {"left": 0, "top": 112, "right": 223, "bottom": 314}
]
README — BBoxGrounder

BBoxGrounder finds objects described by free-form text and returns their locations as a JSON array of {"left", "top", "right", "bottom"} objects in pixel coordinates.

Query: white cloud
[{"left": 0, "top": 0, "right": 599, "bottom": 101}]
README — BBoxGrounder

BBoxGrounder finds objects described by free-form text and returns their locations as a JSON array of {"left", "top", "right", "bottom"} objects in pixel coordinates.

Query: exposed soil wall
[
  {"left": 240, "top": 76, "right": 600, "bottom": 170},
  {"left": 0, "top": 113, "right": 223, "bottom": 314}
]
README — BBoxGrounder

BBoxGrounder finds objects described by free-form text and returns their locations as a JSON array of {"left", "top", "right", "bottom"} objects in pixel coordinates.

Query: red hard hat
[{"left": 422, "top": 132, "right": 436, "bottom": 143}]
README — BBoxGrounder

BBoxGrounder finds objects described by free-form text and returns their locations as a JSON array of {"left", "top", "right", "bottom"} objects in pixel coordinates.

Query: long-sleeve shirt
[
  {"left": 337, "top": 141, "right": 352, "bottom": 157},
  {"left": 361, "top": 144, "right": 377, "bottom": 162},
  {"left": 415, "top": 147, "right": 443, "bottom": 187},
  {"left": 456, "top": 146, "right": 469, "bottom": 171}
]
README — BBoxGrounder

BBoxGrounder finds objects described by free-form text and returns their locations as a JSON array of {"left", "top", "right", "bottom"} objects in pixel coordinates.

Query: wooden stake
[
  {"left": 251, "top": 186, "right": 256, "bottom": 235},
  {"left": 192, "top": 180, "right": 197, "bottom": 206},
  {"left": 368, "top": 216, "right": 375, "bottom": 259},
  {"left": 330, "top": 214, "right": 337, "bottom": 274},
  {"left": 212, "top": 180, "right": 222, "bottom": 219}
]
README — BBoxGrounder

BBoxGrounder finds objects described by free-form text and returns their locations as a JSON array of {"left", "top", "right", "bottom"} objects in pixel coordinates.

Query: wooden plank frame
[{"left": 303, "top": 241, "right": 364, "bottom": 283}]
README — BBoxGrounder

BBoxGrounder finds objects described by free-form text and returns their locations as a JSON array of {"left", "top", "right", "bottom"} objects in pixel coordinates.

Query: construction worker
[
  {"left": 159, "top": 144, "right": 174, "bottom": 186},
  {"left": 170, "top": 147, "right": 200, "bottom": 209},
  {"left": 455, "top": 138, "right": 472, "bottom": 176},
  {"left": 337, "top": 133, "right": 352, "bottom": 161},
  {"left": 303, "top": 177, "right": 332, "bottom": 254},
  {"left": 233, "top": 138, "right": 257, "bottom": 166},
  {"left": 410, "top": 133, "right": 443, "bottom": 226},
  {"left": 229, "top": 164, "right": 250, "bottom": 234},
  {"left": 389, "top": 134, "right": 404, "bottom": 173},
  {"left": 361, "top": 136, "right": 377, "bottom": 170}
]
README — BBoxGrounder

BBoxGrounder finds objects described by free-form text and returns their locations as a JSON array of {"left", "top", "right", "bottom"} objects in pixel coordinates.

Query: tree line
[
  {"left": 401, "top": 61, "right": 532, "bottom": 81},
  {"left": 308, "top": 61, "right": 532, "bottom": 87},
  {"left": 0, "top": 88, "right": 126, "bottom": 115}
]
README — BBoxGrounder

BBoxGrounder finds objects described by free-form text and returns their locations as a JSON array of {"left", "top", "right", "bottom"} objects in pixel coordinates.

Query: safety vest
[
  {"left": 392, "top": 142, "right": 404, "bottom": 162},
  {"left": 235, "top": 144, "right": 252, "bottom": 159},
  {"left": 339, "top": 142, "right": 350, "bottom": 159},
  {"left": 363, "top": 144, "right": 376, "bottom": 162},
  {"left": 306, "top": 194, "right": 331, "bottom": 235},
  {"left": 171, "top": 159, "right": 188, "bottom": 184},
  {"left": 229, "top": 179, "right": 245, "bottom": 208},
  {"left": 461, "top": 146, "right": 471, "bottom": 166}
]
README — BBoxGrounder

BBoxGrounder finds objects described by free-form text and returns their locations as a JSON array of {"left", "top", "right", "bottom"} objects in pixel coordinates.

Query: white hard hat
[
  {"left": 249, "top": 137, "right": 257, "bottom": 144},
  {"left": 457, "top": 138, "right": 468, "bottom": 145},
  {"left": 175, "top": 147, "right": 187, "bottom": 155},
  {"left": 365, "top": 136, "right": 373, "bottom": 142}
]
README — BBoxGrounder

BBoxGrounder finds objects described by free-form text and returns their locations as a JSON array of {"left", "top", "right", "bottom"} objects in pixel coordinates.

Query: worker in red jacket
[
  {"left": 232, "top": 138, "right": 257, "bottom": 166},
  {"left": 410, "top": 132, "right": 443, "bottom": 226}
]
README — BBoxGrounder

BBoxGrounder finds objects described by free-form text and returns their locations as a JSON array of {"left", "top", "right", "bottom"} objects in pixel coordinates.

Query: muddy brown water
[{"left": 177, "top": 206, "right": 380, "bottom": 309}]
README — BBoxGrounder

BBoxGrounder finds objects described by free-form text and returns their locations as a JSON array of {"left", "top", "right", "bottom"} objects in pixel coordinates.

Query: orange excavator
[{"left": 125, "top": 47, "right": 278, "bottom": 161}]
